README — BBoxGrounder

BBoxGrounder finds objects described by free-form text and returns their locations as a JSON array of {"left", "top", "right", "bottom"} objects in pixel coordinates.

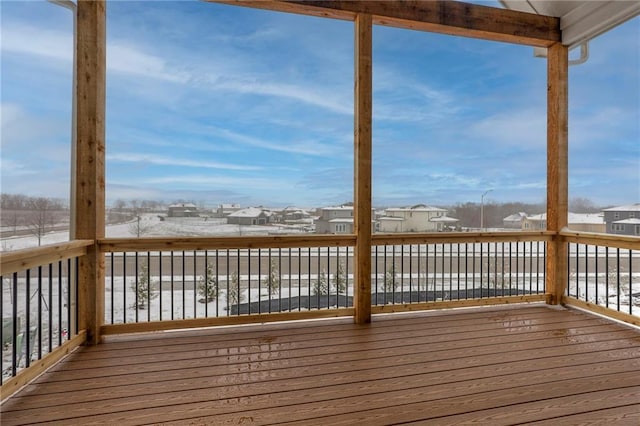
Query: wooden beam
[
  {"left": 563, "top": 297, "right": 640, "bottom": 328},
  {"left": 354, "top": 13, "right": 373, "bottom": 325},
  {"left": 0, "top": 240, "right": 92, "bottom": 276},
  {"left": 100, "top": 309, "right": 354, "bottom": 335},
  {"left": 75, "top": 0, "right": 106, "bottom": 345},
  {"left": 546, "top": 43, "right": 568, "bottom": 306},
  {"left": 99, "top": 234, "right": 356, "bottom": 253},
  {"left": 0, "top": 331, "right": 86, "bottom": 401},
  {"left": 560, "top": 230, "right": 640, "bottom": 251},
  {"left": 372, "top": 294, "right": 547, "bottom": 315},
  {"left": 212, "top": 0, "right": 560, "bottom": 47}
]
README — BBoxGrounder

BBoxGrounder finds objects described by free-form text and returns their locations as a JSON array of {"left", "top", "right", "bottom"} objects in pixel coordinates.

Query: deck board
[{"left": 2, "top": 304, "right": 639, "bottom": 425}]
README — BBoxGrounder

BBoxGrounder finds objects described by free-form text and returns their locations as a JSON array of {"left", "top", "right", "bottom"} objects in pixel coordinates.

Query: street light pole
[{"left": 480, "top": 189, "right": 493, "bottom": 231}]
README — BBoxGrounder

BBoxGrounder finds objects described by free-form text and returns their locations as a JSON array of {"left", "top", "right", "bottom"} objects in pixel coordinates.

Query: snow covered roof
[
  {"left": 227, "top": 207, "right": 267, "bottom": 218},
  {"left": 169, "top": 203, "right": 197, "bottom": 209},
  {"left": 328, "top": 218, "right": 354, "bottom": 223},
  {"left": 386, "top": 205, "right": 446, "bottom": 212},
  {"left": 378, "top": 217, "right": 404, "bottom": 221},
  {"left": 526, "top": 213, "right": 604, "bottom": 224},
  {"left": 430, "top": 216, "right": 459, "bottom": 223},
  {"left": 613, "top": 218, "right": 640, "bottom": 225},
  {"left": 603, "top": 203, "right": 640, "bottom": 212},
  {"left": 322, "top": 206, "right": 354, "bottom": 211},
  {"left": 503, "top": 212, "right": 528, "bottom": 221},
  {"left": 219, "top": 203, "right": 240, "bottom": 209}
]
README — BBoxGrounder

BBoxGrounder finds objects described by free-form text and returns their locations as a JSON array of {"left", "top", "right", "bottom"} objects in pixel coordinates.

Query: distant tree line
[
  {"left": 111, "top": 199, "right": 167, "bottom": 213},
  {"left": 450, "top": 197, "right": 604, "bottom": 229},
  {"left": 1, "top": 193, "right": 66, "bottom": 210},
  {"left": 1, "top": 193, "right": 69, "bottom": 246}
]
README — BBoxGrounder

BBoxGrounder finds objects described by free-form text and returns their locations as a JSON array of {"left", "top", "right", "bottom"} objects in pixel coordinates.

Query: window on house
[
  {"left": 630, "top": 212, "right": 635, "bottom": 218},
  {"left": 335, "top": 223, "right": 346, "bottom": 233},
  {"left": 635, "top": 225, "right": 640, "bottom": 236},
  {"left": 614, "top": 212, "right": 620, "bottom": 219}
]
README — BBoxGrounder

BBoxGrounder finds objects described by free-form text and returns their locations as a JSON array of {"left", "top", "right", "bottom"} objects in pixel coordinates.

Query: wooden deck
[{"left": 2, "top": 304, "right": 640, "bottom": 425}]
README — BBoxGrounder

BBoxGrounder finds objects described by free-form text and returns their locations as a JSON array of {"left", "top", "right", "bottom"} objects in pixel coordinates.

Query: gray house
[{"left": 603, "top": 203, "right": 640, "bottom": 236}]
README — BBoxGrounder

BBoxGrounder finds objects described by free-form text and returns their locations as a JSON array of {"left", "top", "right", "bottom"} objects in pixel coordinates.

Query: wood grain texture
[
  {"left": 75, "top": 0, "right": 106, "bottom": 345},
  {"left": 0, "top": 240, "right": 92, "bottom": 275},
  {"left": 354, "top": 13, "right": 373, "bottom": 324},
  {"left": 2, "top": 305, "right": 639, "bottom": 425},
  {"left": 546, "top": 43, "right": 569, "bottom": 305},
  {"left": 211, "top": 0, "right": 560, "bottom": 47}
]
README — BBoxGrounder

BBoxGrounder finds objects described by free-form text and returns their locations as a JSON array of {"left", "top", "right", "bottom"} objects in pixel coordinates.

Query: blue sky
[{"left": 1, "top": 1, "right": 638, "bottom": 209}]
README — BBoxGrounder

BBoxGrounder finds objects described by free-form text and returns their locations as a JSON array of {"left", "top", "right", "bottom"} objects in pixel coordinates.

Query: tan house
[
  {"left": 378, "top": 205, "right": 456, "bottom": 232},
  {"left": 522, "top": 212, "right": 605, "bottom": 233},
  {"left": 315, "top": 206, "right": 375, "bottom": 234},
  {"left": 226, "top": 207, "right": 272, "bottom": 226}
]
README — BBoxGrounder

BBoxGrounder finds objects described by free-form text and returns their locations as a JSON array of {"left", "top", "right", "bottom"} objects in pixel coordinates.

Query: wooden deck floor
[{"left": 2, "top": 304, "right": 640, "bottom": 425}]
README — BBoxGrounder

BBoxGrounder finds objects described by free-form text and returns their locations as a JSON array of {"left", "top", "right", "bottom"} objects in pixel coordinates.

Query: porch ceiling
[{"left": 499, "top": 0, "right": 640, "bottom": 47}]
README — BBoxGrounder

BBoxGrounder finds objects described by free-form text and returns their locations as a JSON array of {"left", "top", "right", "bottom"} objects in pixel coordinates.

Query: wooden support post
[
  {"left": 75, "top": 0, "right": 106, "bottom": 344},
  {"left": 354, "top": 13, "right": 373, "bottom": 324},
  {"left": 546, "top": 42, "right": 568, "bottom": 305}
]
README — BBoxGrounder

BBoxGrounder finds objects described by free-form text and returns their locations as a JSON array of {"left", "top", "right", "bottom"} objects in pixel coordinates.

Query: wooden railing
[
  {"left": 98, "top": 235, "right": 356, "bottom": 334},
  {"left": 370, "top": 232, "right": 552, "bottom": 314},
  {"left": 0, "top": 240, "right": 92, "bottom": 399},
  {"left": 560, "top": 230, "right": 640, "bottom": 327},
  {"left": 97, "top": 232, "right": 553, "bottom": 334}
]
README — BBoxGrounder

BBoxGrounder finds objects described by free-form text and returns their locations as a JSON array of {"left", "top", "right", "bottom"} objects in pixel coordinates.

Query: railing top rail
[
  {"left": 560, "top": 229, "right": 640, "bottom": 250},
  {"left": 99, "top": 234, "right": 357, "bottom": 252},
  {"left": 0, "top": 239, "right": 93, "bottom": 276},
  {"left": 372, "top": 231, "right": 554, "bottom": 245}
]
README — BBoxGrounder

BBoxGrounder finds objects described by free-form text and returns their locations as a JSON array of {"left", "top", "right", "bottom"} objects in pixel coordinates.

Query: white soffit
[{"left": 499, "top": 0, "right": 640, "bottom": 48}]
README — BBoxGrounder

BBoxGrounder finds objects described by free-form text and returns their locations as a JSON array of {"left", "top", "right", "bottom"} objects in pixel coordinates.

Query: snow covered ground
[{"left": 0, "top": 214, "right": 308, "bottom": 251}]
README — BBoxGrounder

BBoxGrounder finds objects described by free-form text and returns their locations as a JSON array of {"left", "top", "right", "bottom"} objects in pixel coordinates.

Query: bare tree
[
  {"left": 128, "top": 215, "right": 153, "bottom": 237},
  {"left": 27, "top": 197, "right": 57, "bottom": 246}
]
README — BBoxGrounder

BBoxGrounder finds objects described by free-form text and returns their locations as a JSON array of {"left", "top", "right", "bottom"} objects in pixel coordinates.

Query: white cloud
[
  {"left": 204, "top": 126, "right": 340, "bottom": 157},
  {"left": 1, "top": 23, "right": 72, "bottom": 62},
  {"left": 107, "top": 42, "right": 190, "bottom": 83},
  {"left": 138, "top": 174, "right": 290, "bottom": 191},
  {"left": 106, "top": 153, "right": 261, "bottom": 171}
]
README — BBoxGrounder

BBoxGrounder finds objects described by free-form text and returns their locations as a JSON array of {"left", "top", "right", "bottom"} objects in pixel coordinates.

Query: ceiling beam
[{"left": 210, "top": 0, "right": 560, "bottom": 47}]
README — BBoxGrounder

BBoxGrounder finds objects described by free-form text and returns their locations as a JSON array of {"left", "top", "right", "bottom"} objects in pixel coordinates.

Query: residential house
[
  {"left": 273, "top": 207, "right": 312, "bottom": 223},
  {"left": 314, "top": 206, "right": 376, "bottom": 234},
  {"left": 503, "top": 212, "right": 528, "bottom": 229},
  {"left": 226, "top": 207, "right": 272, "bottom": 226},
  {"left": 522, "top": 212, "right": 605, "bottom": 233},
  {"left": 603, "top": 203, "right": 640, "bottom": 236},
  {"left": 378, "top": 205, "right": 456, "bottom": 232},
  {"left": 315, "top": 206, "right": 354, "bottom": 234},
  {"left": 215, "top": 203, "right": 242, "bottom": 218},
  {"left": 167, "top": 203, "right": 198, "bottom": 218}
]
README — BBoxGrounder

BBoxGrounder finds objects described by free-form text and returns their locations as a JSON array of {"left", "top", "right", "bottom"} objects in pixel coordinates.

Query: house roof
[
  {"left": 499, "top": 0, "right": 640, "bottom": 48},
  {"left": 526, "top": 212, "right": 605, "bottom": 225},
  {"left": 227, "top": 207, "right": 267, "bottom": 218},
  {"left": 328, "top": 218, "right": 354, "bottom": 224},
  {"left": 430, "top": 216, "right": 459, "bottom": 223},
  {"left": 322, "top": 206, "right": 354, "bottom": 211},
  {"left": 385, "top": 205, "right": 446, "bottom": 213},
  {"left": 503, "top": 212, "right": 528, "bottom": 221},
  {"left": 603, "top": 203, "right": 640, "bottom": 212},
  {"left": 613, "top": 218, "right": 640, "bottom": 225},
  {"left": 169, "top": 203, "right": 197, "bottom": 209}
]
